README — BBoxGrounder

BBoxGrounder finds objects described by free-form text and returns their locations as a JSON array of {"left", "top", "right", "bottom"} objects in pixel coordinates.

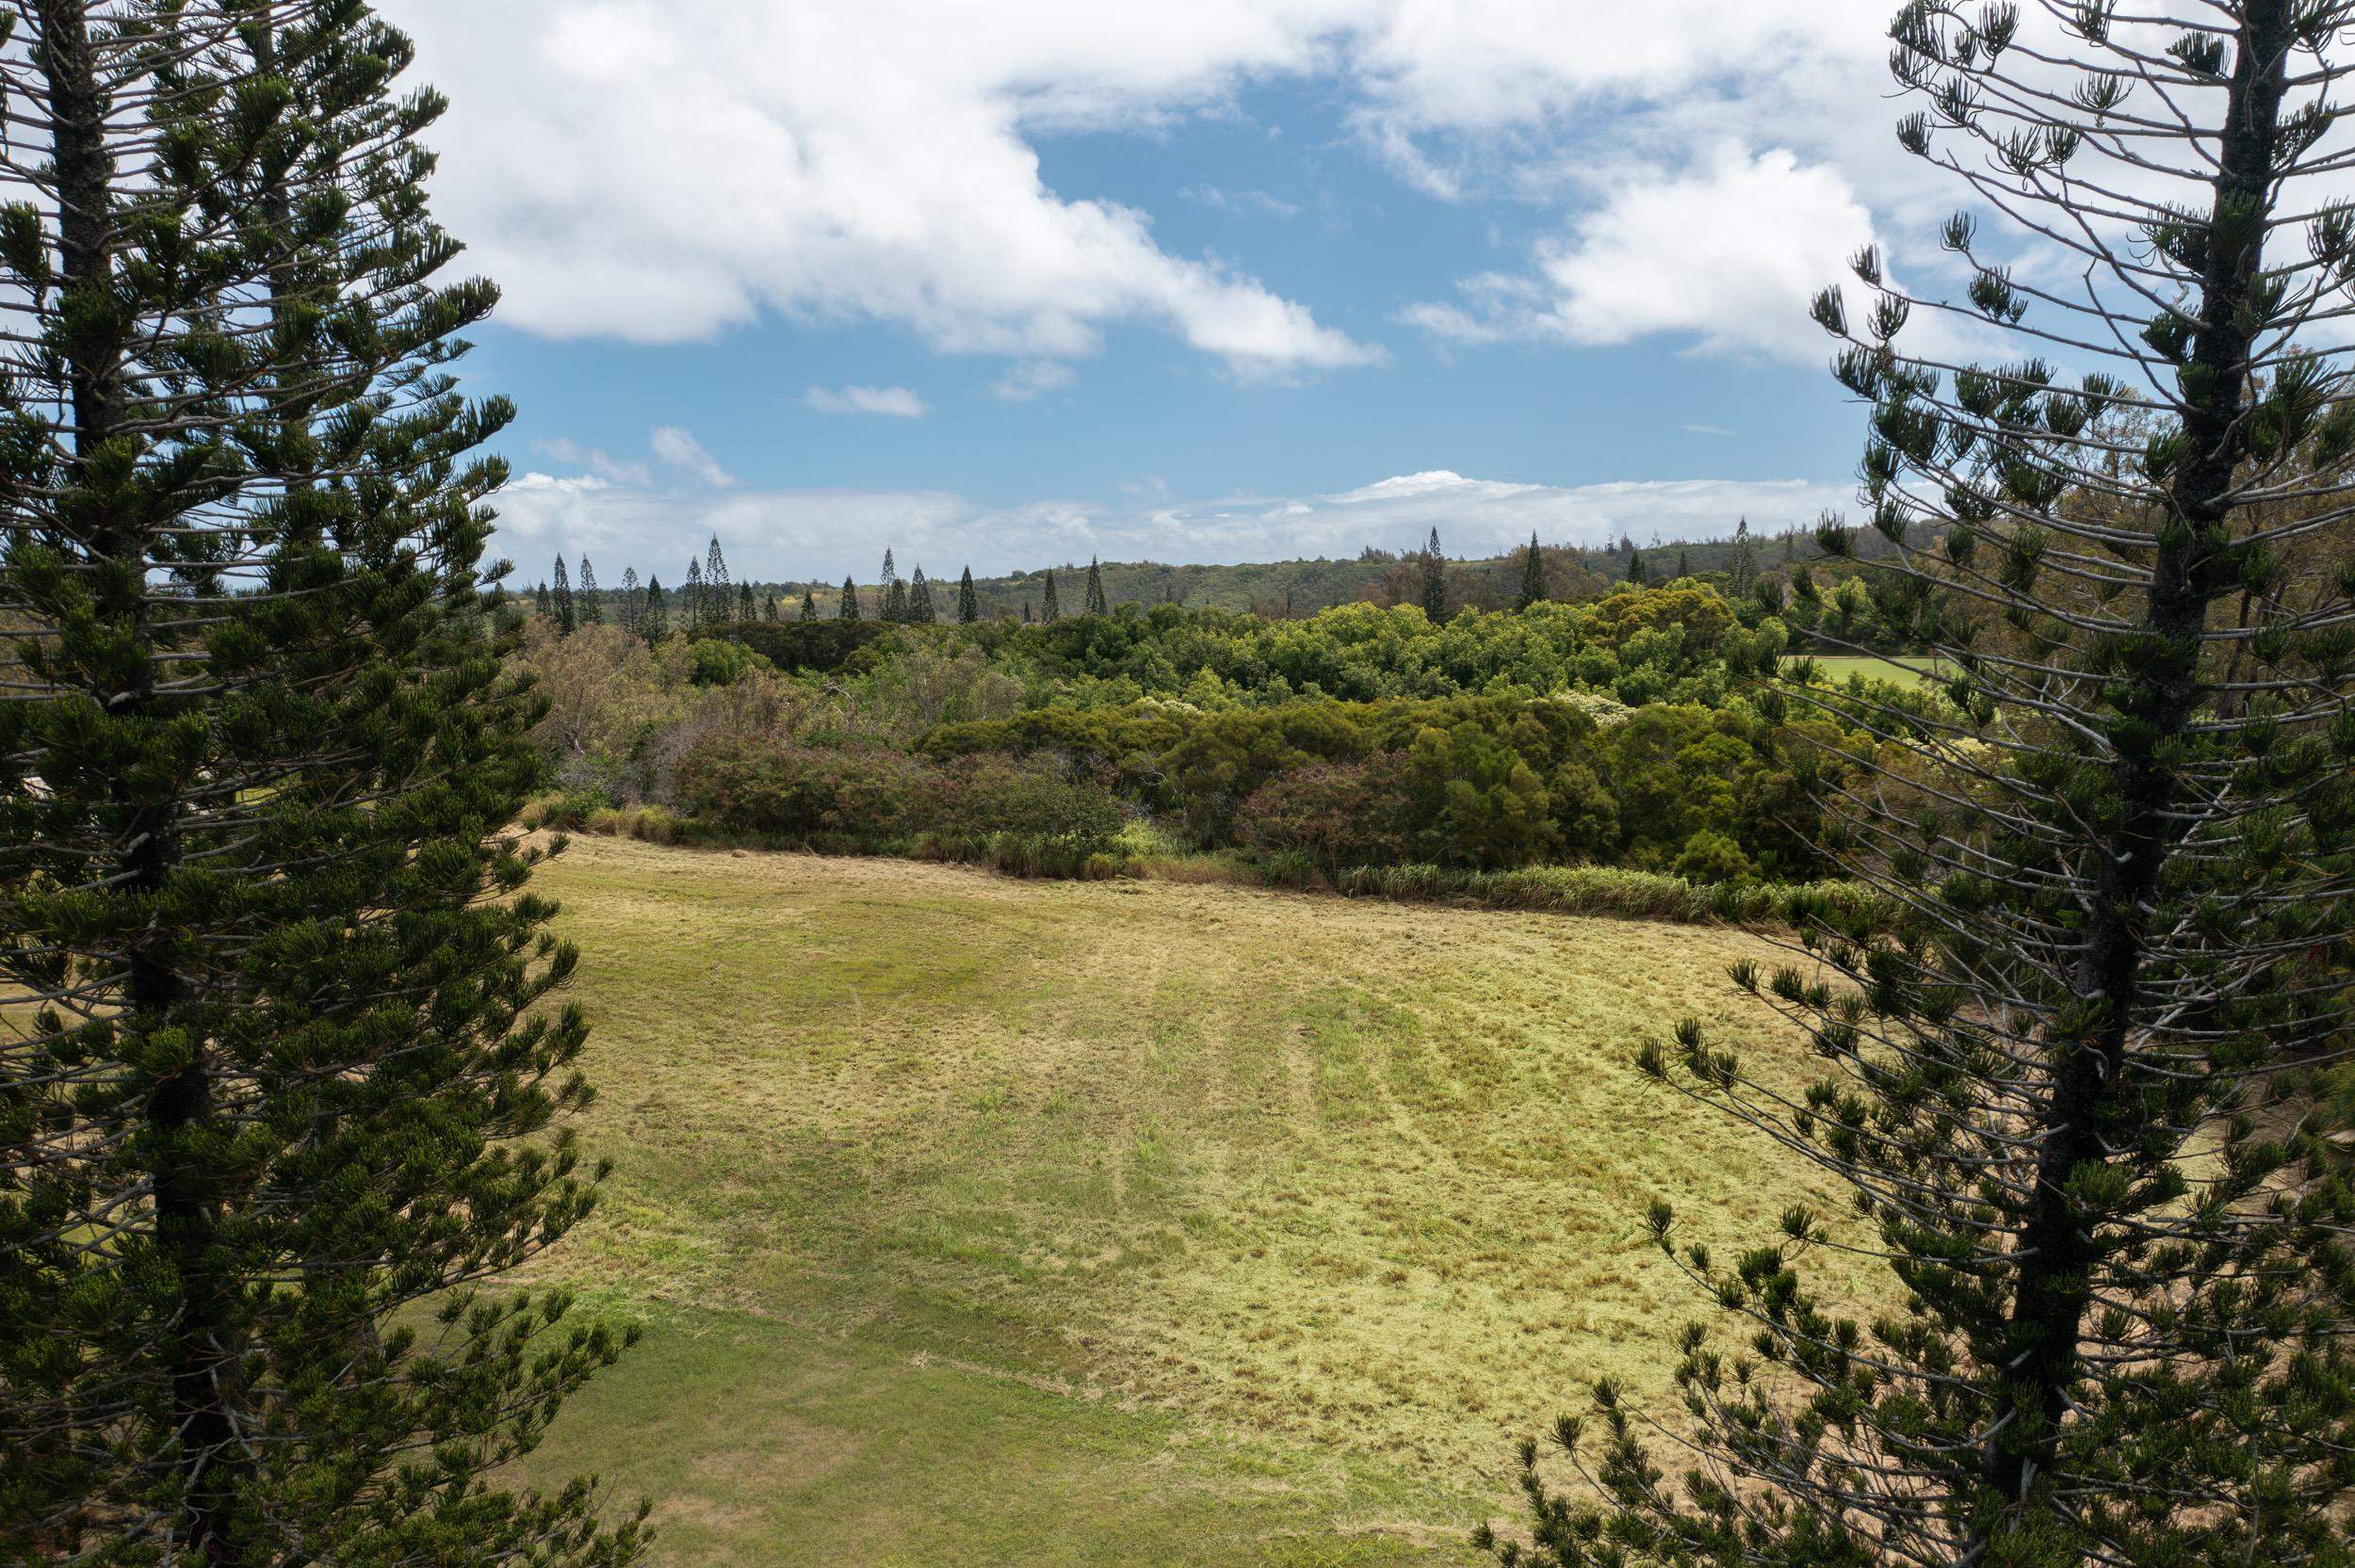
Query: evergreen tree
[
  {"left": 838, "top": 576, "right": 860, "bottom": 620},
  {"left": 619, "top": 565, "right": 642, "bottom": 634},
  {"left": 1517, "top": 531, "right": 1545, "bottom": 610},
  {"left": 958, "top": 566, "right": 980, "bottom": 623},
  {"left": 683, "top": 558, "right": 705, "bottom": 633},
  {"left": 1042, "top": 569, "right": 1061, "bottom": 622},
  {"left": 1420, "top": 528, "right": 1446, "bottom": 621},
  {"left": 883, "top": 577, "right": 908, "bottom": 622},
  {"left": 0, "top": 6, "right": 640, "bottom": 1560},
  {"left": 552, "top": 554, "right": 577, "bottom": 635},
  {"left": 1084, "top": 557, "right": 1108, "bottom": 616},
  {"left": 763, "top": 590, "right": 779, "bottom": 622},
  {"left": 534, "top": 580, "right": 552, "bottom": 616},
  {"left": 1492, "top": 7, "right": 2355, "bottom": 1567},
  {"left": 737, "top": 580, "right": 754, "bottom": 623},
  {"left": 1625, "top": 547, "right": 1648, "bottom": 586},
  {"left": 1730, "top": 516, "right": 1755, "bottom": 597},
  {"left": 578, "top": 556, "right": 602, "bottom": 623},
  {"left": 643, "top": 574, "right": 668, "bottom": 638},
  {"left": 1674, "top": 549, "right": 1689, "bottom": 580},
  {"left": 910, "top": 566, "right": 936, "bottom": 623},
  {"left": 705, "top": 534, "right": 731, "bottom": 624},
  {"left": 881, "top": 546, "right": 896, "bottom": 587},
  {"left": 801, "top": 588, "right": 818, "bottom": 621},
  {"left": 1024, "top": 598, "right": 1033, "bottom": 622}
]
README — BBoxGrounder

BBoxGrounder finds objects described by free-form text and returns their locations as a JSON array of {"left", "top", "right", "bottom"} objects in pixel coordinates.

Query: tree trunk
[{"left": 1982, "top": 0, "right": 2291, "bottom": 1525}]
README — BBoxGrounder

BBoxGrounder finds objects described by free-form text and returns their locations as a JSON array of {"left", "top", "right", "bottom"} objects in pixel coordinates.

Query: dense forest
[{"left": 517, "top": 548, "right": 1942, "bottom": 909}]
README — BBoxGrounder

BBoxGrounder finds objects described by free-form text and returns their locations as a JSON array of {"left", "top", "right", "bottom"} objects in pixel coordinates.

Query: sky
[{"left": 398, "top": 0, "right": 1941, "bottom": 585}]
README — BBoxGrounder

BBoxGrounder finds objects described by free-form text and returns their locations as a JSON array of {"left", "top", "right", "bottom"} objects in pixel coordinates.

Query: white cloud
[
  {"left": 1405, "top": 145, "right": 1880, "bottom": 363},
  {"left": 1184, "top": 186, "right": 1302, "bottom": 219},
  {"left": 988, "top": 362, "right": 1079, "bottom": 402},
  {"left": 403, "top": 0, "right": 1380, "bottom": 377},
  {"left": 650, "top": 425, "right": 736, "bottom": 487},
  {"left": 804, "top": 385, "right": 931, "bottom": 418},
  {"left": 401, "top": 1, "right": 2071, "bottom": 380},
  {"left": 493, "top": 459, "right": 1847, "bottom": 583},
  {"left": 531, "top": 437, "right": 653, "bottom": 489}
]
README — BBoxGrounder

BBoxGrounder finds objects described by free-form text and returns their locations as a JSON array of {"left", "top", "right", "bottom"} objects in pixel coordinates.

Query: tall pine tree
[
  {"left": 619, "top": 564, "right": 642, "bottom": 634},
  {"left": 1083, "top": 557, "right": 1108, "bottom": 615},
  {"left": 705, "top": 534, "right": 731, "bottom": 624},
  {"left": 643, "top": 574, "right": 667, "bottom": 637},
  {"left": 1041, "top": 568, "right": 1061, "bottom": 622},
  {"left": 801, "top": 587, "right": 818, "bottom": 621},
  {"left": 552, "top": 554, "right": 576, "bottom": 635},
  {"left": 1420, "top": 527, "right": 1446, "bottom": 621},
  {"left": 837, "top": 575, "right": 860, "bottom": 620},
  {"left": 909, "top": 566, "right": 936, "bottom": 623},
  {"left": 957, "top": 565, "right": 979, "bottom": 622},
  {"left": 577, "top": 556, "right": 602, "bottom": 623},
  {"left": 1517, "top": 531, "right": 1545, "bottom": 610},
  {"left": 1492, "top": 5, "right": 2355, "bottom": 1566},
  {"left": 683, "top": 557, "right": 705, "bottom": 633},
  {"left": 0, "top": 5, "right": 640, "bottom": 1560}
]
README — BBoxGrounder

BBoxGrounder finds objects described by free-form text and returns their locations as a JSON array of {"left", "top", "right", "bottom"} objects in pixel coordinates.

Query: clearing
[{"left": 512, "top": 834, "right": 1868, "bottom": 1566}]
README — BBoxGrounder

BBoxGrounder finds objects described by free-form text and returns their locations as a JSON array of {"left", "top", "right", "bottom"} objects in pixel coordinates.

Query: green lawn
[
  {"left": 1809, "top": 654, "right": 1950, "bottom": 689},
  {"left": 510, "top": 835, "right": 1869, "bottom": 1565}
]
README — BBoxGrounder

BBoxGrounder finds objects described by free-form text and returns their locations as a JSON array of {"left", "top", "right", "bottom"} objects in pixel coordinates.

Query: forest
[{"left": 516, "top": 538, "right": 1941, "bottom": 908}]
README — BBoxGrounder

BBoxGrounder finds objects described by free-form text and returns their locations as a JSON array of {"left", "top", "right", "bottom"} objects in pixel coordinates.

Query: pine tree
[
  {"left": 801, "top": 588, "right": 818, "bottom": 621},
  {"left": 619, "top": 565, "right": 642, "bottom": 634},
  {"left": 737, "top": 580, "right": 754, "bottom": 623},
  {"left": 1674, "top": 548, "right": 1690, "bottom": 580},
  {"left": 534, "top": 580, "right": 552, "bottom": 616},
  {"left": 0, "top": 6, "right": 640, "bottom": 1560},
  {"left": 763, "top": 591, "right": 779, "bottom": 622},
  {"left": 1420, "top": 528, "right": 1446, "bottom": 621},
  {"left": 910, "top": 566, "right": 936, "bottom": 623},
  {"left": 1084, "top": 557, "right": 1108, "bottom": 615},
  {"left": 1492, "top": 7, "right": 2355, "bottom": 1566},
  {"left": 1624, "top": 547, "right": 1647, "bottom": 586},
  {"left": 643, "top": 574, "right": 668, "bottom": 637},
  {"left": 552, "top": 554, "right": 577, "bottom": 635},
  {"left": 1730, "top": 516, "right": 1755, "bottom": 597},
  {"left": 683, "top": 558, "right": 706, "bottom": 632},
  {"left": 578, "top": 557, "right": 603, "bottom": 623},
  {"left": 883, "top": 576, "right": 908, "bottom": 622},
  {"left": 881, "top": 546, "right": 896, "bottom": 588},
  {"left": 705, "top": 534, "right": 731, "bottom": 624},
  {"left": 838, "top": 576, "right": 860, "bottom": 620},
  {"left": 1042, "top": 569, "right": 1061, "bottom": 622},
  {"left": 1024, "top": 598, "right": 1033, "bottom": 622},
  {"left": 958, "top": 566, "right": 980, "bottom": 623},
  {"left": 1517, "top": 531, "right": 1545, "bottom": 610}
]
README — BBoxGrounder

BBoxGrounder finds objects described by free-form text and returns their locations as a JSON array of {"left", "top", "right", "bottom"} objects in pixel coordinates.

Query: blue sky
[{"left": 404, "top": 1, "right": 1912, "bottom": 584}]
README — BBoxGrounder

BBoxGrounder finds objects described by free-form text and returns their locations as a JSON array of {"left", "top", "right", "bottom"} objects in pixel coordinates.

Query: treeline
[
  {"left": 520, "top": 576, "right": 1943, "bottom": 897},
  {"left": 528, "top": 520, "right": 1925, "bottom": 651}
]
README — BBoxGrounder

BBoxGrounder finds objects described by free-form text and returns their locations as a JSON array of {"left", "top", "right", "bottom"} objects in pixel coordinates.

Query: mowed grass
[
  {"left": 512, "top": 834, "right": 1872, "bottom": 1565},
  {"left": 1810, "top": 654, "right": 1951, "bottom": 689}
]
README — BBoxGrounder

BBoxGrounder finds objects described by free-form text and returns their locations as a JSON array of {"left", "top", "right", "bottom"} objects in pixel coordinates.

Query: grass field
[
  {"left": 1810, "top": 654, "right": 1950, "bottom": 689},
  {"left": 512, "top": 835, "right": 1869, "bottom": 1565}
]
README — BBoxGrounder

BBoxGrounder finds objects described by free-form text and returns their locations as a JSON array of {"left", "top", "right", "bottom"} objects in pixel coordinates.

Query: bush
[{"left": 1239, "top": 755, "right": 1413, "bottom": 874}]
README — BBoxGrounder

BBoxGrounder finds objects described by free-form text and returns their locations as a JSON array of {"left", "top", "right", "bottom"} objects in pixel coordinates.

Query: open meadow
[{"left": 512, "top": 834, "right": 1876, "bottom": 1566}]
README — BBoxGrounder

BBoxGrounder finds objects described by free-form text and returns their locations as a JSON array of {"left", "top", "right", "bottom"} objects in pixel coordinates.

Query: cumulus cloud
[
  {"left": 402, "top": 1, "right": 1380, "bottom": 377},
  {"left": 804, "top": 385, "right": 931, "bottom": 418},
  {"left": 1405, "top": 145, "right": 1882, "bottom": 363},
  {"left": 650, "top": 425, "right": 736, "bottom": 487},
  {"left": 494, "top": 458, "right": 1848, "bottom": 583}
]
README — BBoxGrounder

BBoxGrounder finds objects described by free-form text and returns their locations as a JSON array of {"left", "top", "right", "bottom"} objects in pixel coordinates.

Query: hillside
[{"left": 510, "top": 833, "right": 1877, "bottom": 1566}]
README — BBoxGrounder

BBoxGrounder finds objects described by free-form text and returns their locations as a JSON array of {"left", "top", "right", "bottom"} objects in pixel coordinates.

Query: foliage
[{"left": 0, "top": 6, "right": 638, "bottom": 1562}]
